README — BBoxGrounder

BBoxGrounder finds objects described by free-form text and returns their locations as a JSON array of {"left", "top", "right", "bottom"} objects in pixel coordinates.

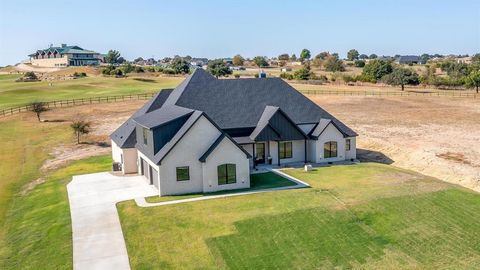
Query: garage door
[{"left": 151, "top": 167, "right": 159, "bottom": 189}]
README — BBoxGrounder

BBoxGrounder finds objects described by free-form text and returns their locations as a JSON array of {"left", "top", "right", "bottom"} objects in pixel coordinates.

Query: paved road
[{"left": 67, "top": 172, "right": 157, "bottom": 270}]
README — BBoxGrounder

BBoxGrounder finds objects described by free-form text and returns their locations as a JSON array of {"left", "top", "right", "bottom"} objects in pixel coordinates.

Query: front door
[{"left": 255, "top": 143, "right": 265, "bottom": 164}]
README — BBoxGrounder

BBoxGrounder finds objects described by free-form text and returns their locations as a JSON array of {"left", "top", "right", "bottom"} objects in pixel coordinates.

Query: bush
[
  {"left": 324, "top": 56, "right": 345, "bottom": 72},
  {"left": 280, "top": 72, "right": 294, "bottom": 80},
  {"left": 342, "top": 74, "right": 357, "bottom": 83},
  {"left": 110, "top": 68, "right": 123, "bottom": 76},
  {"left": 102, "top": 65, "right": 116, "bottom": 75},
  {"left": 147, "top": 66, "right": 156, "bottom": 72},
  {"left": 254, "top": 73, "right": 259, "bottom": 78},
  {"left": 155, "top": 67, "right": 164, "bottom": 73},
  {"left": 354, "top": 60, "right": 365, "bottom": 67},
  {"left": 234, "top": 74, "right": 240, "bottom": 78},
  {"left": 134, "top": 66, "right": 144, "bottom": 73},
  {"left": 162, "top": 68, "right": 176, "bottom": 75},
  {"left": 361, "top": 60, "right": 393, "bottom": 82},
  {"left": 73, "top": 72, "right": 87, "bottom": 78},
  {"left": 120, "top": 63, "right": 135, "bottom": 74}
]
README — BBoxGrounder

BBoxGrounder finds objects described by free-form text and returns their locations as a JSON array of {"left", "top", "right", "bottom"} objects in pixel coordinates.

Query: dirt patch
[
  {"left": 309, "top": 95, "right": 480, "bottom": 192},
  {"left": 20, "top": 177, "right": 45, "bottom": 195}
]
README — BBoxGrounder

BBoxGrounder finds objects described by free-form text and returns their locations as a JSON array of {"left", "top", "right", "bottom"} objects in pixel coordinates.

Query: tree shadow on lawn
[
  {"left": 133, "top": 78, "right": 156, "bottom": 83},
  {"left": 357, "top": 148, "right": 394, "bottom": 165}
]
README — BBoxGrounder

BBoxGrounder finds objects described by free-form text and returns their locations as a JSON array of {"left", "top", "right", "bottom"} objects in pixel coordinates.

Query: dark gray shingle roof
[
  {"left": 110, "top": 89, "right": 173, "bottom": 148},
  {"left": 133, "top": 105, "right": 193, "bottom": 129}
]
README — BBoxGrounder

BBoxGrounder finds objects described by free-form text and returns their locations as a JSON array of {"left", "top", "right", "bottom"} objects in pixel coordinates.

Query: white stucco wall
[
  {"left": 159, "top": 116, "right": 222, "bottom": 196},
  {"left": 241, "top": 144, "right": 254, "bottom": 167},
  {"left": 315, "top": 123, "right": 346, "bottom": 163},
  {"left": 31, "top": 55, "right": 68, "bottom": 67},
  {"left": 202, "top": 137, "right": 250, "bottom": 193},
  {"left": 345, "top": 137, "right": 357, "bottom": 160},
  {"left": 275, "top": 140, "right": 306, "bottom": 165},
  {"left": 111, "top": 140, "right": 138, "bottom": 174},
  {"left": 308, "top": 140, "right": 317, "bottom": 162}
]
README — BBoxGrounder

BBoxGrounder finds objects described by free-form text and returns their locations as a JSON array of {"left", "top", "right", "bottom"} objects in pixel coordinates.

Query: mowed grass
[
  {"left": 0, "top": 155, "right": 112, "bottom": 269},
  {"left": 0, "top": 74, "right": 182, "bottom": 108},
  {"left": 118, "top": 163, "right": 480, "bottom": 269},
  {"left": 145, "top": 172, "right": 297, "bottom": 203}
]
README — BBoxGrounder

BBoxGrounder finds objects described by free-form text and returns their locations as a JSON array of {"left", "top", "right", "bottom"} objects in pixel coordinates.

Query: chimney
[{"left": 61, "top": 44, "right": 67, "bottom": 48}]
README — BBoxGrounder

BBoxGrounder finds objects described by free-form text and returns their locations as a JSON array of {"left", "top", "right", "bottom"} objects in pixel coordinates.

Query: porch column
[
  {"left": 252, "top": 143, "right": 256, "bottom": 169},
  {"left": 304, "top": 139, "right": 307, "bottom": 164},
  {"left": 277, "top": 141, "right": 280, "bottom": 166}
]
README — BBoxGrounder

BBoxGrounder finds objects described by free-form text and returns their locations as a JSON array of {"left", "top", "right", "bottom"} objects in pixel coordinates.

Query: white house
[{"left": 110, "top": 68, "right": 357, "bottom": 196}]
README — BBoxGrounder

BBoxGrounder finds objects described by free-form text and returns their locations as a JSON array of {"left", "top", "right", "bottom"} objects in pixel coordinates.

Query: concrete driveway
[{"left": 67, "top": 172, "right": 157, "bottom": 270}]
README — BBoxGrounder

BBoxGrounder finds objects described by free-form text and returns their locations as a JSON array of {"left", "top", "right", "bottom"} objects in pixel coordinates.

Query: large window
[
  {"left": 346, "top": 139, "right": 351, "bottom": 151},
  {"left": 142, "top": 127, "right": 148, "bottom": 145},
  {"left": 324, "top": 141, "right": 338, "bottom": 158},
  {"left": 279, "top": 141, "right": 292, "bottom": 159},
  {"left": 176, "top": 166, "right": 190, "bottom": 181},
  {"left": 217, "top": 164, "right": 236, "bottom": 185}
]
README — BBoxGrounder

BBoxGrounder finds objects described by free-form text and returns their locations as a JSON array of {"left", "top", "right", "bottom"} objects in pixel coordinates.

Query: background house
[{"left": 29, "top": 44, "right": 101, "bottom": 67}]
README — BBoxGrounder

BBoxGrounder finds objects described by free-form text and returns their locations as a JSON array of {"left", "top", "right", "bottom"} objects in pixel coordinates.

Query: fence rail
[
  {"left": 0, "top": 92, "right": 156, "bottom": 118},
  {"left": 300, "top": 89, "right": 479, "bottom": 98}
]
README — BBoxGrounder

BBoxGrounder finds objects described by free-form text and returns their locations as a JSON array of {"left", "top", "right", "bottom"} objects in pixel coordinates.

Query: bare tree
[
  {"left": 29, "top": 102, "right": 49, "bottom": 122},
  {"left": 70, "top": 120, "right": 91, "bottom": 144}
]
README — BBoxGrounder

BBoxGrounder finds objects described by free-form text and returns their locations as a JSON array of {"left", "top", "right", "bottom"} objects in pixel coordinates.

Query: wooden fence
[
  {"left": 300, "top": 89, "right": 479, "bottom": 98},
  {"left": 0, "top": 92, "right": 156, "bottom": 118}
]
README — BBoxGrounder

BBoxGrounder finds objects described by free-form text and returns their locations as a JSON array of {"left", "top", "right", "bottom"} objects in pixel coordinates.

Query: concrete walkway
[
  {"left": 135, "top": 168, "right": 310, "bottom": 208},
  {"left": 67, "top": 172, "right": 157, "bottom": 270}
]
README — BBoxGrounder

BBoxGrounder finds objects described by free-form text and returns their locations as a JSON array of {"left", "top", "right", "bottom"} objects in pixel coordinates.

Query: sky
[{"left": 0, "top": 0, "right": 479, "bottom": 66}]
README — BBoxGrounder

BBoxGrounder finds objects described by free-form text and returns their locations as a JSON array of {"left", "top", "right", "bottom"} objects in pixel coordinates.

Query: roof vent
[{"left": 61, "top": 44, "right": 67, "bottom": 48}]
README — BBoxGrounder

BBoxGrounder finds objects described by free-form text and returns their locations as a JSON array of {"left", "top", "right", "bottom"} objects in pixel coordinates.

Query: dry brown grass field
[{"left": 308, "top": 95, "right": 480, "bottom": 192}]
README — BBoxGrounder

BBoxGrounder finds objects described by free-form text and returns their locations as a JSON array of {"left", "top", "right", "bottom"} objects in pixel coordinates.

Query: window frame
[
  {"left": 346, "top": 139, "right": 351, "bottom": 151},
  {"left": 176, "top": 166, "right": 190, "bottom": 181},
  {"left": 217, "top": 163, "right": 237, "bottom": 185},
  {"left": 142, "top": 127, "right": 148, "bottom": 145},
  {"left": 279, "top": 141, "right": 293, "bottom": 159},
  {"left": 324, "top": 141, "right": 338, "bottom": 158}
]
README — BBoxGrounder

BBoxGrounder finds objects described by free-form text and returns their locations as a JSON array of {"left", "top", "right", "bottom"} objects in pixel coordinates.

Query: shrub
[
  {"left": 73, "top": 72, "right": 87, "bottom": 78},
  {"left": 342, "top": 74, "right": 357, "bottom": 83},
  {"left": 102, "top": 65, "right": 115, "bottom": 75},
  {"left": 162, "top": 68, "right": 176, "bottom": 75},
  {"left": 147, "top": 66, "right": 156, "bottom": 72},
  {"left": 280, "top": 72, "right": 294, "bottom": 80},
  {"left": 354, "top": 60, "right": 365, "bottom": 67},
  {"left": 234, "top": 74, "right": 240, "bottom": 78},
  {"left": 134, "top": 66, "right": 144, "bottom": 73},
  {"left": 324, "top": 56, "right": 345, "bottom": 72},
  {"left": 361, "top": 60, "right": 393, "bottom": 82},
  {"left": 120, "top": 63, "right": 135, "bottom": 74}
]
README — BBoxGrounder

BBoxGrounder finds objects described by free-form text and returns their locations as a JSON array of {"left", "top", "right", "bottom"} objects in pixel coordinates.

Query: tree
[
  {"left": 70, "top": 120, "right": 91, "bottom": 144},
  {"left": 315, "top": 52, "right": 330, "bottom": 60},
  {"left": 324, "top": 56, "right": 345, "bottom": 72},
  {"left": 120, "top": 62, "right": 135, "bottom": 74},
  {"left": 253, "top": 56, "right": 269, "bottom": 67},
  {"left": 24, "top": 71, "right": 38, "bottom": 80},
  {"left": 300, "top": 49, "right": 311, "bottom": 61},
  {"left": 382, "top": 67, "right": 419, "bottom": 91},
  {"left": 359, "top": 54, "right": 368, "bottom": 60},
  {"left": 361, "top": 60, "right": 393, "bottom": 82},
  {"left": 465, "top": 70, "right": 480, "bottom": 93},
  {"left": 369, "top": 54, "right": 378, "bottom": 59},
  {"left": 347, "top": 49, "right": 360, "bottom": 61},
  {"left": 105, "top": 50, "right": 121, "bottom": 64},
  {"left": 290, "top": 54, "right": 297, "bottom": 61},
  {"left": 354, "top": 60, "right": 366, "bottom": 67},
  {"left": 29, "top": 101, "right": 48, "bottom": 122},
  {"left": 169, "top": 58, "right": 190, "bottom": 74},
  {"left": 207, "top": 59, "right": 232, "bottom": 78},
  {"left": 293, "top": 63, "right": 312, "bottom": 80},
  {"left": 278, "top": 53, "right": 290, "bottom": 61},
  {"left": 232, "top": 54, "right": 245, "bottom": 66}
]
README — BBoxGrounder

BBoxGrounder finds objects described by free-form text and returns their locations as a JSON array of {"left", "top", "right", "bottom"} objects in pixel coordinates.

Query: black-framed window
[
  {"left": 217, "top": 164, "right": 236, "bottom": 185},
  {"left": 279, "top": 141, "right": 293, "bottom": 159},
  {"left": 176, "top": 166, "right": 190, "bottom": 181},
  {"left": 324, "top": 141, "right": 338, "bottom": 158},
  {"left": 346, "top": 139, "right": 351, "bottom": 151},
  {"left": 142, "top": 127, "right": 148, "bottom": 145}
]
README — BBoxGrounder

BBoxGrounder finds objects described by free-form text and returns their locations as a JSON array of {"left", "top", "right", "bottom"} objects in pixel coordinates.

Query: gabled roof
[
  {"left": 199, "top": 134, "right": 251, "bottom": 162},
  {"left": 310, "top": 118, "right": 349, "bottom": 139},
  {"left": 28, "top": 45, "right": 99, "bottom": 56},
  {"left": 133, "top": 105, "right": 194, "bottom": 129},
  {"left": 110, "top": 89, "right": 173, "bottom": 148},
  {"left": 165, "top": 69, "right": 356, "bottom": 137},
  {"left": 249, "top": 105, "right": 307, "bottom": 141}
]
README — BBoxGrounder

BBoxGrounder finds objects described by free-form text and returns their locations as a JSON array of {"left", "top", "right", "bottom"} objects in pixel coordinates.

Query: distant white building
[{"left": 29, "top": 44, "right": 101, "bottom": 67}]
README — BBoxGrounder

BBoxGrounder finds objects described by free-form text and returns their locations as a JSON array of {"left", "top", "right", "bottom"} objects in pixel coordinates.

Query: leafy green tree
[
  {"left": 290, "top": 54, "right": 297, "bottom": 61},
  {"left": 232, "top": 54, "right": 245, "bottom": 66},
  {"left": 347, "top": 49, "right": 360, "bottom": 61},
  {"left": 207, "top": 59, "right": 232, "bottom": 78},
  {"left": 293, "top": 63, "right": 312, "bottom": 80},
  {"left": 300, "top": 49, "right": 311, "bottom": 61},
  {"left": 359, "top": 54, "right": 368, "bottom": 60},
  {"left": 369, "top": 54, "right": 378, "bottom": 59},
  {"left": 253, "top": 56, "right": 269, "bottom": 67},
  {"left": 105, "top": 50, "right": 121, "bottom": 64},
  {"left": 70, "top": 120, "right": 91, "bottom": 144},
  {"left": 120, "top": 63, "right": 135, "bottom": 74},
  {"left": 29, "top": 101, "right": 48, "bottom": 122},
  {"left": 324, "top": 56, "right": 345, "bottom": 72},
  {"left": 169, "top": 58, "right": 190, "bottom": 74},
  {"left": 278, "top": 54, "right": 290, "bottom": 61},
  {"left": 465, "top": 70, "right": 480, "bottom": 93},
  {"left": 362, "top": 60, "right": 393, "bottom": 82},
  {"left": 382, "top": 67, "right": 419, "bottom": 91}
]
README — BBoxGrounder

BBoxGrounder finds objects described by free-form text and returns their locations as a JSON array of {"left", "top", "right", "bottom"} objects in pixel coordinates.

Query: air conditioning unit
[{"left": 112, "top": 162, "right": 122, "bottom": 172}]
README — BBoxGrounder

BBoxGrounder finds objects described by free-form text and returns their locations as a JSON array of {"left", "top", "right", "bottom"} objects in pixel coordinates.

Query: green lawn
[
  {"left": 145, "top": 172, "right": 297, "bottom": 203},
  {"left": 0, "top": 74, "right": 182, "bottom": 109},
  {"left": 118, "top": 163, "right": 480, "bottom": 269},
  {"left": 0, "top": 155, "right": 112, "bottom": 270}
]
